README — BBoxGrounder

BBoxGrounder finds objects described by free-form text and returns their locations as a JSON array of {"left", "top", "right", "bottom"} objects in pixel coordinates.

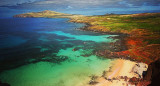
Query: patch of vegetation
[
  {"left": 71, "top": 13, "right": 160, "bottom": 34},
  {"left": 145, "top": 39, "right": 160, "bottom": 44}
]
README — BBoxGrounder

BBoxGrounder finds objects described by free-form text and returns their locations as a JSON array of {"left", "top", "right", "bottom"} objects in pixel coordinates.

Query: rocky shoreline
[
  {"left": 12, "top": 11, "right": 160, "bottom": 86},
  {"left": 69, "top": 14, "right": 160, "bottom": 86}
]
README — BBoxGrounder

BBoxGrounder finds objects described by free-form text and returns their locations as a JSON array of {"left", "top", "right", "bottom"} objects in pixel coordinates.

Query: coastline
[
  {"left": 12, "top": 11, "right": 160, "bottom": 86},
  {"left": 69, "top": 13, "right": 160, "bottom": 63},
  {"left": 76, "top": 19, "right": 157, "bottom": 85},
  {"left": 69, "top": 14, "right": 160, "bottom": 85}
]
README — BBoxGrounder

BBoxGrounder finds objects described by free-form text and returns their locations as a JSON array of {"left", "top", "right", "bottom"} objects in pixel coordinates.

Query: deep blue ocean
[
  {"left": 0, "top": 18, "right": 118, "bottom": 86},
  {"left": 0, "top": 18, "right": 84, "bottom": 69}
]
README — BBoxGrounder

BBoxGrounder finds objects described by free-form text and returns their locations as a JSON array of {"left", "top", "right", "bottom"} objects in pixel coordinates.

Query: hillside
[
  {"left": 70, "top": 13, "right": 160, "bottom": 64},
  {"left": 70, "top": 13, "right": 160, "bottom": 34}
]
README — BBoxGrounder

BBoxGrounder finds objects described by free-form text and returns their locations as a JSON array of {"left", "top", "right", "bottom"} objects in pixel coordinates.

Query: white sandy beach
[{"left": 92, "top": 59, "right": 148, "bottom": 86}]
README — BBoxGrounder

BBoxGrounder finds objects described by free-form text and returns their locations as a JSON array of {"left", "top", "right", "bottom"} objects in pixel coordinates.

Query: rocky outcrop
[
  {"left": 132, "top": 63, "right": 148, "bottom": 78},
  {"left": 143, "top": 58, "right": 160, "bottom": 86},
  {"left": 132, "top": 58, "right": 160, "bottom": 86}
]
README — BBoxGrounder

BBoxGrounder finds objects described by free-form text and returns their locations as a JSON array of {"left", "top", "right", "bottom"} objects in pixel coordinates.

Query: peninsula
[{"left": 14, "top": 10, "right": 84, "bottom": 18}]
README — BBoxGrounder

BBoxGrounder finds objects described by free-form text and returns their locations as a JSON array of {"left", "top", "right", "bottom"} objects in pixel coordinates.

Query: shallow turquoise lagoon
[
  {"left": 38, "top": 31, "right": 117, "bottom": 43},
  {"left": 0, "top": 18, "right": 118, "bottom": 86},
  {"left": 0, "top": 47, "right": 112, "bottom": 86}
]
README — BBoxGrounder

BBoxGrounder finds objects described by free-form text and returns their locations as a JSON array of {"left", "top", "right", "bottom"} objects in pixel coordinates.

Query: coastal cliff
[{"left": 143, "top": 59, "right": 160, "bottom": 86}]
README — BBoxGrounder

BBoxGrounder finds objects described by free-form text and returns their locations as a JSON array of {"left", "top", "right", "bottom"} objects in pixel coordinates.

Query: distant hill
[{"left": 13, "top": 10, "right": 84, "bottom": 18}]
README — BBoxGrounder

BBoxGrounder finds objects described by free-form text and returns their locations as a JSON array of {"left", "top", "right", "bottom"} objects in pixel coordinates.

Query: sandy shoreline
[{"left": 90, "top": 59, "right": 148, "bottom": 86}]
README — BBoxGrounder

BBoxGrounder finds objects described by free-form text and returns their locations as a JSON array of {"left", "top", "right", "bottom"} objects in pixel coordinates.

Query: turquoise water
[
  {"left": 0, "top": 47, "right": 112, "bottom": 86},
  {"left": 0, "top": 18, "right": 117, "bottom": 86},
  {"left": 38, "top": 31, "right": 117, "bottom": 42}
]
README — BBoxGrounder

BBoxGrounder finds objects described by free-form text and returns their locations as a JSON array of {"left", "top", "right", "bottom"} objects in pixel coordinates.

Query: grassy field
[
  {"left": 71, "top": 13, "right": 160, "bottom": 64},
  {"left": 71, "top": 13, "right": 160, "bottom": 34}
]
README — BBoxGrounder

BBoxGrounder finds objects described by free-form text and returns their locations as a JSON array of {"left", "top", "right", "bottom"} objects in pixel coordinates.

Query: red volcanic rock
[
  {"left": 114, "top": 35, "right": 160, "bottom": 64},
  {"left": 137, "top": 80, "right": 151, "bottom": 86},
  {"left": 128, "top": 77, "right": 140, "bottom": 85}
]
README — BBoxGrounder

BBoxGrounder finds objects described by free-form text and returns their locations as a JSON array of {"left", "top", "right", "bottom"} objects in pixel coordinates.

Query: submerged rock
[
  {"left": 72, "top": 48, "right": 76, "bottom": 51},
  {"left": 89, "top": 75, "right": 99, "bottom": 85},
  {"left": 0, "top": 81, "right": 10, "bottom": 86}
]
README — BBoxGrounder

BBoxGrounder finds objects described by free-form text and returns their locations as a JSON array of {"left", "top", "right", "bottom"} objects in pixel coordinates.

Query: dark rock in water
[
  {"left": 72, "top": 48, "right": 76, "bottom": 51},
  {"left": 0, "top": 81, "right": 10, "bottom": 86},
  {"left": 89, "top": 81, "right": 98, "bottom": 85},
  {"left": 143, "top": 59, "right": 160, "bottom": 86},
  {"left": 89, "top": 75, "right": 99, "bottom": 85}
]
